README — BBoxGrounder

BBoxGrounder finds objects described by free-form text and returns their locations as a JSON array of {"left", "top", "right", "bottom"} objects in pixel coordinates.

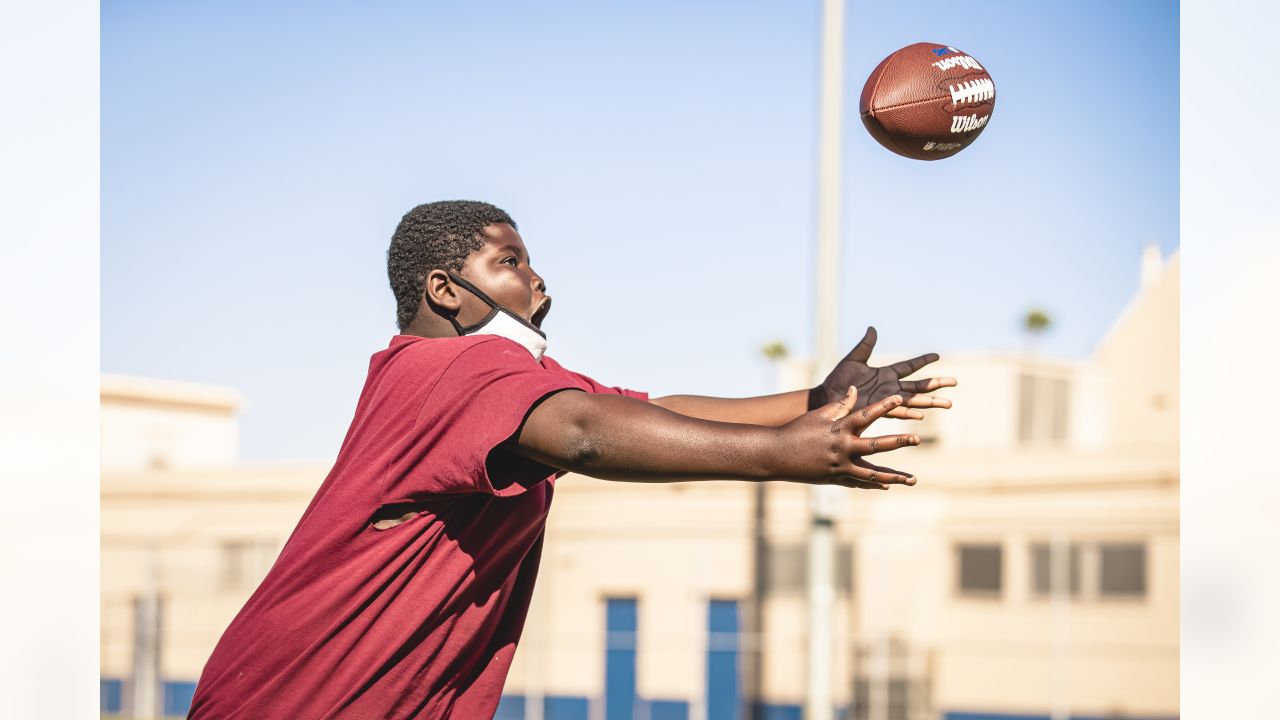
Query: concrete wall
[
  {"left": 100, "top": 248, "right": 1180, "bottom": 719},
  {"left": 100, "top": 466, "right": 323, "bottom": 682},
  {"left": 101, "top": 375, "right": 241, "bottom": 473},
  {"left": 1093, "top": 250, "right": 1180, "bottom": 452}
]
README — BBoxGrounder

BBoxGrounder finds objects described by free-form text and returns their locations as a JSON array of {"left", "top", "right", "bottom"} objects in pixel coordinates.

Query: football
[{"left": 859, "top": 43, "right": 996, "bottom": 161}]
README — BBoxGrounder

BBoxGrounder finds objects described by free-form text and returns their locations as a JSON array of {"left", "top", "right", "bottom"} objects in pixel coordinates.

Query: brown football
[{"left": 859, "top": 42, "right": 996, "bottom": 161}]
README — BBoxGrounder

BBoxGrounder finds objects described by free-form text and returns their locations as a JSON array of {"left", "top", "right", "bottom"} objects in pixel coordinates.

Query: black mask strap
[{"left": 445, "top": 272, "right": 546, "bottom": 339}]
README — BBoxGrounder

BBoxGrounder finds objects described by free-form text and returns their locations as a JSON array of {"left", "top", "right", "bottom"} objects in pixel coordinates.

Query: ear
[{"left": 422, "top": 269, "right": 462, "bottom": 314}]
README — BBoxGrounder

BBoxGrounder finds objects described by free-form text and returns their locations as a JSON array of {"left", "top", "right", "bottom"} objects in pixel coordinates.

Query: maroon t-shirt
[{"left": 188, "top": 335, "right": 646, "bottom": 719}]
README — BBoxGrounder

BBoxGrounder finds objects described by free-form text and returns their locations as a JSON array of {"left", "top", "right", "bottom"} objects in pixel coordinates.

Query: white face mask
[{"left": 445, "top": 272, "right": 549, "bottom": 361}]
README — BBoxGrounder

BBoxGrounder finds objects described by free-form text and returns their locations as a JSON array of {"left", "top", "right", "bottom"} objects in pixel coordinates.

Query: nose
[{"left": 531, "top": 272, "right": 546, "bottom": 294}]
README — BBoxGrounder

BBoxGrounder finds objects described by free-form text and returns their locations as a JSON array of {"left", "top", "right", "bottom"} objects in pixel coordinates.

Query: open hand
[
  {"left": 812, "top": 326, "right": 957, "bottom": 420},
  {"left": 779, "top": 386, "right": 920, "bottom": 491}
]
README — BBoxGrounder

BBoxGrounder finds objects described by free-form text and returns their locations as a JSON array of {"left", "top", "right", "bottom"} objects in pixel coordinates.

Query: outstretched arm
[
  {"left": 648, "top": 390, "right": 810, "bottom": 427},
  {"left": 650, "top": 327, "right": 957, "bottom": 426},
  {"left": 512, "top": 386, "right": 921, "bottom": 489}
]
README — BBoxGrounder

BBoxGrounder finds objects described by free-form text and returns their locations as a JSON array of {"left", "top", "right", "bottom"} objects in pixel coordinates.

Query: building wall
[
  {"left": 100, "top": 374, "right": 241, "bottom": 473},
  {"left": 1093, "top": 251, "right": 1180, "bottom": 452},
  {"left": 100, "top": 466, "right": 322, "bottom": 685},
  {"left": 499, "top": 471, "right": 1177, "bottom": 717},
  {"left": 100, "top": 250, "right": 1180, "bottom": 720}
]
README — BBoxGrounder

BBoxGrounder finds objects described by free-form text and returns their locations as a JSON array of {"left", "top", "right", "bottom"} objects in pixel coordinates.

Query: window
[
  {"left": 706, "top": 600, "right": 742, "bottom": 720},
  {"left": 1029, "top": 539, "right": 1149, "bottom": 601},
  {"left": 100, "top": 678, "right": 123, "bottom": 714},
  {"left": 1017, "top": 374, "right": 1071, "bottom": 445},
  {"left": 164, "top": 681, "right": 198, "bottom": 717},
  {"left": 1100, "top": 543, "right": 1147, "bottom": 596},
  {"left": 1031, "top": 542, "right": 1082, "bottom": 596},
  {"left": 1050, "top": 378, "right": 1070, "bottom": 441},
  {"left": 851, "top": 678, "right": 911, "bottom": 720},
  {"left": 1018, "top": 374, "right": 1035, "bottom": 443},
  {"left": 956, "top": 544, "right": 1002, "bottom": 596},
  {"left": 646, "top": 700, "right": 690, "bottom": 720},
  {"left": 494, "top": 696, "right": 525, "bottom": 720},
  {"left": 850, "top": 637, "right": 930, "bottom": 720},
  {"left": 605, "top": 597, "right": 638, "bottom": 720},
  {"left": 764, "top": 542, "right": 853, "bottom": 595}
]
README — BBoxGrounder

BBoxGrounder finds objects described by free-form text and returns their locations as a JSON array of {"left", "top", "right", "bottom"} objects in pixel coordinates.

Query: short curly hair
[{"left": 387, "top": 200, "right": 517, "bottom": 331}]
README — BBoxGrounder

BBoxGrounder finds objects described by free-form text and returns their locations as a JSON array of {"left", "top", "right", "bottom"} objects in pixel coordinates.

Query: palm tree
[
  {"left": 1024, "top": 309, "right": 1052, "bottom": 334},
  {"left": 760, "top": 341, "right": 789, "bottom": 362},
  {"left": 1022, "top": 308, "right": 1053, "bottom": 353}
]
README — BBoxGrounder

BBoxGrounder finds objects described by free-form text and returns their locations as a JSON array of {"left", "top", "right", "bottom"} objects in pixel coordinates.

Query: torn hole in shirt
[{"left": 369, "top": 503, "right": 429, "bottom": 530}]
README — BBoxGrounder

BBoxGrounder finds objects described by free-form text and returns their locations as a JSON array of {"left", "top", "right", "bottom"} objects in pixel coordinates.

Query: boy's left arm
[
  {"left": 649, "top": 389, "right": 811, "bottom": 427},
  {"left": 650, "top": 327, "right": 957, "bottom": 426}
]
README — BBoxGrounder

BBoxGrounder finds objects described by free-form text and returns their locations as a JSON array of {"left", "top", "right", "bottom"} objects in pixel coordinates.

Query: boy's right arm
[{"left": 512, "top": 386, "right": 920, "bottom": 490}]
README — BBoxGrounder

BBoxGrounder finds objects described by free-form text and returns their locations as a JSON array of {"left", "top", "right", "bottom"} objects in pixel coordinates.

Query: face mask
[{"left": 444, "top": 272, "right": 548, "bottom": 361}]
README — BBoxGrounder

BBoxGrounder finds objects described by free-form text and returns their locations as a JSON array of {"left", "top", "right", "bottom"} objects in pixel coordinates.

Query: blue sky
[{"left": 102, "top": 0, "right": 1179, "bottom": 461}]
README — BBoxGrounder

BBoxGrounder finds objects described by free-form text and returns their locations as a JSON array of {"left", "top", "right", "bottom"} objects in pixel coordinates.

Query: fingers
[
  {"left": 898, "top": 376, "right": 957, "bottom": 393},
  {"left": 886, "top": 406, "right": 926, "bottom": 420},
  {"left": 846, "top": 394, "right": 903, "bottom": 432},
  {"left": 903, "top": 394, "right": 952, "bottom": 409},
  {"left": 834, "top": 458, "right": 916, "bottom": 486},
  {"left": 834, "top": 478, "right": 891, "bottom": 491},
  {"left": 849, "top": 432, "right": 920, "bottom": 456},
  {"left": 825, "top": 385, "right": 858, "bottom": 421},
  {"left": 825, "top": 457, "right": 920, "bottom": 491},
  {"left": 853, "top": 457, "right": 917, "bottom": 486},
  {"left": 849, "top": 326, "right": 877, "bottom": 363},
  {"left": 815, "top": 385, "right": 859, "bottom": 421},
  {"left": 889, "top": 353, "right": 941, "bottom": 378}
]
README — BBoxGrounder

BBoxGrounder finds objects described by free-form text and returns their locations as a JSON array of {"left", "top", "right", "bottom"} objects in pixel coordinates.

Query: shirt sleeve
[
  {"left": 381, "top": 338, "right": 583, "bottom": 500},
  {"left": 538, "top": 355, "right": 649, "bottom": 401}
]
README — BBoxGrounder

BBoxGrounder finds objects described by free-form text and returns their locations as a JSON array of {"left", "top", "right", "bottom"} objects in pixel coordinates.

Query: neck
[{"left": 402, "top": 311, "right": 458, "bottom": 339}]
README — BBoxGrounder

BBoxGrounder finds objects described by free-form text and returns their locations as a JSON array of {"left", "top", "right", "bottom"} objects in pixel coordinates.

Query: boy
[{"left": 188, "top": 200, "right": 955, "bottom": 718}]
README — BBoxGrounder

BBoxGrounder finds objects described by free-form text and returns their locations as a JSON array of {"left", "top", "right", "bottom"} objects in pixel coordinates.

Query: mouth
[{"left": 530, "top": 297, "right": 552, "bottom": 328}]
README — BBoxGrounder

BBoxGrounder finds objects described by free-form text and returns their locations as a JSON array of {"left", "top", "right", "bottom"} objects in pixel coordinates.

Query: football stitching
[
  {"left": 866, "top": 82, "right": 994, "bottom": 115},
  {"left": 948, "top": 77, "right": 995, "bottom": 107},
  {"left": 864, "top": 98, "right": 934, "bottom": 158},
  {"left": 867, "top": 50, "right": 896, "bottom": 119}
]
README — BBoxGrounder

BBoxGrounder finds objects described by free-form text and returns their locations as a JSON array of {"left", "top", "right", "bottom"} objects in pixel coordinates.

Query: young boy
[{"left": 188, "top": 200, "right": 955, "bottom": 719}]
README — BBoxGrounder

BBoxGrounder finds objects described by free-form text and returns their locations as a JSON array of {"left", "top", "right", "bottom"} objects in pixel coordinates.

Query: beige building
[{"left": 101, "top": 250, "right": 1178, "bottom": 720}]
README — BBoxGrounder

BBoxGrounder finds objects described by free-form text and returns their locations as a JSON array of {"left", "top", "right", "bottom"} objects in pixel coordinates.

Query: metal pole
[
  {"left": 1049, "top": 532, "right": 1071, "bottom": 720},
  {"left": 130, "top": 543, "right": 162, "bottom": 719},
  {"left": 808, "top": 0, "right": 845, "bottom": 718},
  {"left": 750, "top": 481, "right": 768, "bottom": 720},
  {"left": 805, "top": 501, "right": 837, "bottom": 720},
  {"left": 813, "top": 0, "right": 845, "bottom": 373}
]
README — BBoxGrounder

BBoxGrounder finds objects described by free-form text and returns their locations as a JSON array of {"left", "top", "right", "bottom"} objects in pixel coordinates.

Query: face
[{"left": 456, "top": 223, "right": 551, "bottom": 327}]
